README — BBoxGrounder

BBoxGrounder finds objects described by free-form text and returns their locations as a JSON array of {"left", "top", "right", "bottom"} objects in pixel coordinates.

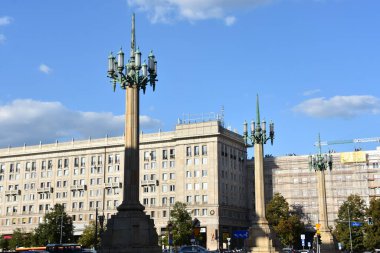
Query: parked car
[{"left": 178, "top": 245, "right": 209, "bottom": 253}]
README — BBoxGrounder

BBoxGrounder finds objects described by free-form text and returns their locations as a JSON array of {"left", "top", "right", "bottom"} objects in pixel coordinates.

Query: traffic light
[
  {"left": 368, "top": 217, "right": 373, "bottom": 225},
  {"left": 317, "top": 234, "right": 322, "bottom": 245}
]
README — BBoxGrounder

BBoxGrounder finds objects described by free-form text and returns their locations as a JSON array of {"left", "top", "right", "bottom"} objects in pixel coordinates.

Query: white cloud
[
  {"left": 303, "top": 89, "right": 321, "bottom": 96},
  {"left": 0, "top": 99, "right": 162, "bottom": 147},
  {"left": 293, "top": 95, "right": 380, "bottom": 118},
  {"left": 39, "top": 64, "right": 52, "bottom": 74},
  {"left": 127, "top": 0, "right": 270, "bottom": 25},
  {"left": 0, "top": 34, "right": 5, "bottom": 44},
  {"left": 0, "top": 16, "right": 12, "bottom": 26},
  {"left": 225, "top": 16, "right": 236, "bottom": 26}
]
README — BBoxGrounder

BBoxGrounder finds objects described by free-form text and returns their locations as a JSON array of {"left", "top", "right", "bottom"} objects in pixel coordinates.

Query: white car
[{"left": 178, "top": 245, "right": 209, "bottom": 253}]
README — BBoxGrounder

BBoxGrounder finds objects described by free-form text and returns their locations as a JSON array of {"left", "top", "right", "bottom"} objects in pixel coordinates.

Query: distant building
[{"left": 264, "top": 149, "right": 380, "bottom": 229}]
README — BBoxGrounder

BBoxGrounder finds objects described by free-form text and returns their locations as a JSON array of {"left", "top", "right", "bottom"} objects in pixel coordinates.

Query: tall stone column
[
  {"left": 317, "top": 170, "right": 335, "bottom": 252},
  {"left": 244, "top": 96, "right": 277, "bottom": 253},
  {"left": 100, "top": 14, "right": 161, "bottom": 253}
]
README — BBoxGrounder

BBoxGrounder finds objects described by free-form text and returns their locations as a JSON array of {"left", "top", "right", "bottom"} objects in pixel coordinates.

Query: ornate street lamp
[
  {"left": 106, "top": 13, "right": 157, "bottom": 211},
  {"left": 101, "top": 13, "right": 161, "bottom": 253},
  {"left": 107, "top": 16, "right": 157, "bottom": 94},
  {"left": 309, "top": 134, "right": 333, "bottom": 171},
  {"left": 242, "top": 95, "right": 276, "bottom": 252},
  {"left": 308, "top": 134, "right": 334, "bottom": 252}
]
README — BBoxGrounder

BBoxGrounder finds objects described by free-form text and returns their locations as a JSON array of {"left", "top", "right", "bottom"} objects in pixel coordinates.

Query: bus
[{"left": 45, "top": 244, "right": 82, "bottom": 253}]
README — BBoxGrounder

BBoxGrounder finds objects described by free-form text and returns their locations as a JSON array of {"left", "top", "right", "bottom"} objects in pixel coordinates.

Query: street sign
[
  {"left": 233, "top": 230, "right": 249, "bottom": 239},
  {"left": 301, "top": 234, "right": 305, "bottom": 240},
  {"left": 351, "top": 221, "right": 363, "bottom": 227}
]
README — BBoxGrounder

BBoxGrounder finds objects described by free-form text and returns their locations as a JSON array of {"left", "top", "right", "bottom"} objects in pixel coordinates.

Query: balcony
[
  {"left": 105, "top": 182, "right": 122, "bottom": 188},
  {"left": 37, "top": 187, "right": 54, "bottom": 193},
  {"left": 141, "top": 180, "right": 157, "bottom": 186},
  {"left": 5, "top": 189, "right": 21, "bottom": 195},
  {"left": 70, "top": 185, "right": 87, "bottom": 191}
]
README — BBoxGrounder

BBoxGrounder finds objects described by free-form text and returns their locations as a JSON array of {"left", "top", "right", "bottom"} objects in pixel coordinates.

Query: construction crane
[{"left": 315, "top": 137, "right": 380, "bottom": 147}]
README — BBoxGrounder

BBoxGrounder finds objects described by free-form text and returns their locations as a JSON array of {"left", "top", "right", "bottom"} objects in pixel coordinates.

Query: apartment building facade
[
  {"left": 264, "top": 148, "right": 380, "bottom": 229},
  {"left": 0, "top": 120, "right": 250, "bottom": 249}
]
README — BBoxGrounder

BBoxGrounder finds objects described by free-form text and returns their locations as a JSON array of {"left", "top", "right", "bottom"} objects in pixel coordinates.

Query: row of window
[
  {"left": 143, "top": 149, "right": 176, "bottom": 161},
  {"left": 143, "top": 160, "right": 175, "bottom": 170},
  {"left": 150, "top": 208, "right": 209, "bottom": 219},
  {"left": 0, "top": 154, "right": 120, "bottom": 175},
  {"left": 186, "top": 145, "right": 208, "bottom": 157}
]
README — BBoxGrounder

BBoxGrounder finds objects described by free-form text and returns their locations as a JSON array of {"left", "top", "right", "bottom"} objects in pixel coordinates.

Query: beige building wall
[
  {"left": 0, "top": 120, "right": 249, "bottom": 250},
  {"left": 264, "top": 149, "right": 380, "bottom": 229}
]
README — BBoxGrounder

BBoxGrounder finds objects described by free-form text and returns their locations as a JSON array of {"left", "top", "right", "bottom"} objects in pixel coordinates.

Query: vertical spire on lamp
[
  {"left": 131, "top": 13, "right": 135, "bottom": 57},
  {"left": 256, "top": 94, "right": 261, "bottom": 129}
]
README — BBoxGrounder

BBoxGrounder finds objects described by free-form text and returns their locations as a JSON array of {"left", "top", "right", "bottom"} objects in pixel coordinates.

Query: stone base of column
[
  {"left": 245, "top": 222, "right": 278, "bottom": 253},
  {"left": 319, "top": 230, "right": 336, "bottom": 253},
  {"left": 100, "top": 209, "right": 161, "bottom": 253}
]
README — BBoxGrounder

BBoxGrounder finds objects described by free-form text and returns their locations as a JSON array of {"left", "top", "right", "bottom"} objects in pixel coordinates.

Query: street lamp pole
[
  {"left": 101, "top": 13, "right": 161, "bottom": 253},
  {"left": 309, "top": 134, "right": 334, "bottom": 252},
  {"left": 243, "top": 95, "right": 276, "bottom": 253},
  {"left": 107, "top": 13, "right": 157, "bottom": 211}
]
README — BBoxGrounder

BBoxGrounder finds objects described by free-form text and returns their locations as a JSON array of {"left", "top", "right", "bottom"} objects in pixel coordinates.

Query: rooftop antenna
[{"left": 221, "top": 105, "right": 225, "bottom": 127}]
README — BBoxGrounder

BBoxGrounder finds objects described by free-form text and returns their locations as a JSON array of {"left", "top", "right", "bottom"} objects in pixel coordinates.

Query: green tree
[
  {"left": 8, "top": 228, "right": 33, "bottom": 249},
  {"left": 266, "top": 193, "right": 289, "bottom": 227},
  {"left": 33, "top": 204, "right": 74, "bottom": 245},
  {"left": 170, "top": 202, "right": 193, "bottom": 247},
  {"left": 266, "top": 192, "right": 305, "bottom": 248},
  {"left": 364, "top": 198, "right": 380, "bottom": 250},
  {"left": 333, "top": 194, "right": 366, "bottom": 253},
  {"left": 0, "top": 235, "right": 10, "bottom": 251},
  {"left": 275, "top": 215, "right": 305, "bottom": 248},
  {"left": 78, "top": 221, "right": 99, "bottom": 248}
]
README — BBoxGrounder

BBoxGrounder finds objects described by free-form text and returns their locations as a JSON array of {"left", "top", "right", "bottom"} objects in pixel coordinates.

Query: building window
[
  {"left": 163, "top": 150, "right": 168, "bottom": 160},
  {"left": 150, "top": 151, "right": 156, "bottom": 161},
  {"left": 186, "top": 196, "right": 192, "bottom": 203},
  {"left": 144, "top": 151, "right": 150, "bottom": 161},
  {"left": 169, "top": 185, "right": 175, "bottom": 192},
  {"left": 194, "top": 146, "right": 199, "bottom": 156},
  {"left": 186, "top": 184, "right": 192, "bottom": 190},
  {"left": 202, "top": 145, "right": 207, "bottom": 155},
  {"left": 186, "top": 147, "right": 192, "bottom": 157},
  {"left": 170, "top": 149, "right": 175, "bottom": 159}
]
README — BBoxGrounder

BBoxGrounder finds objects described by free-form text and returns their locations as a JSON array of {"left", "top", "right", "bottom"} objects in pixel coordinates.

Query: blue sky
[{"left": 0, "top": 0, "right": 379, "bottom": 156}]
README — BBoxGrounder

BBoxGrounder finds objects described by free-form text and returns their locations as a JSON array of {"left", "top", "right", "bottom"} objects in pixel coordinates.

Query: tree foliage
[
  {"left": 266, "top": 192, "right": 305, "bottom": 248},
  {"left": 78, "top": 221, "right": 101, "bottom": 249},
  {"left": 169, "top": 202, "right": 194, "bottom": 247},
  {"left": 0, "top": 236, "right": 10, "bottom": 251},
  {"left": 266, "top": 193, "right": 289, "bottom": 227},
  {"left": 33, "top": 204, "right": 74, "bottom": 245},
  {"left": 363, "top": 198, "right": 380, "bottom": 250},
  {"left": 333, "top": 194, "right": 366, "bottom": 253},
  {"left": 9, "top": 228, "right": 33, "bottom": 249}
]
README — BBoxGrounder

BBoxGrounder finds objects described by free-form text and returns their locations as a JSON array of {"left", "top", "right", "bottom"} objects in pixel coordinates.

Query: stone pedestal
[
  {"left": 100, "top": 209, "right": 161, "bottom": 253},
  {"left": 319, "top": 229, "right": 335, "bottom": 253},
  {"left": 245, "top": 221, "right": 277, "bottom": 253}
]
